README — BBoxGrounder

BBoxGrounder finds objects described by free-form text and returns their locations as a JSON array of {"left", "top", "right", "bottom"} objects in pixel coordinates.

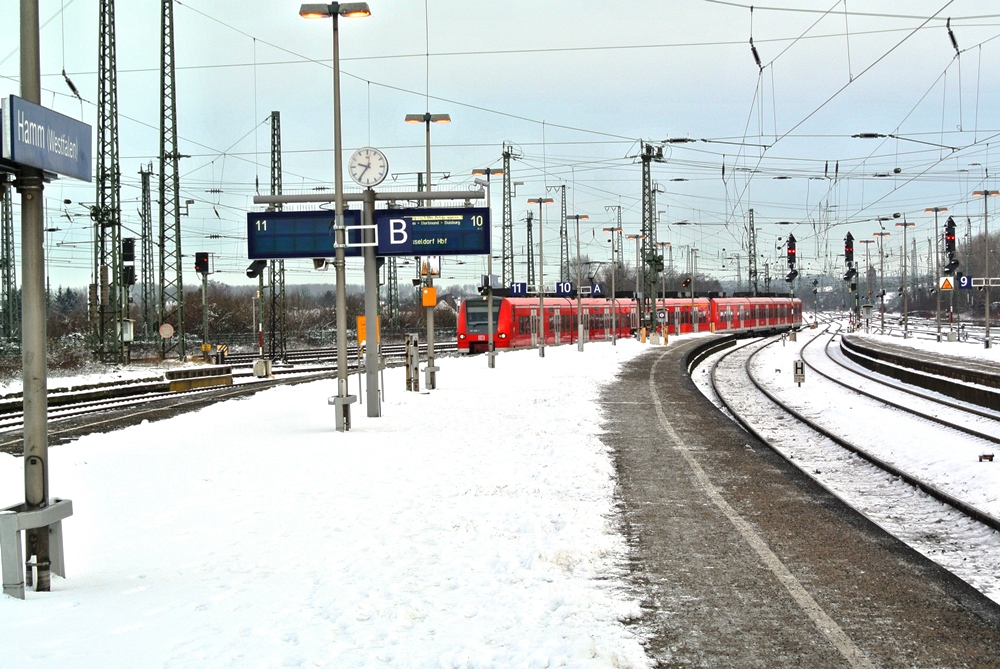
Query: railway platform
[
  {"left": 841, "top": 334, "right": 1000, "bottom": 411},
  {"left": 600, "top": 336, "right": 1000, "bottom": 667}
]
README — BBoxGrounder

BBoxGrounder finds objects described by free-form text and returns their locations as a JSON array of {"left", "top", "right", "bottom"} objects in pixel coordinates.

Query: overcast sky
[{"left": 2, "top": 0, "right": 999, "bottom": 290}]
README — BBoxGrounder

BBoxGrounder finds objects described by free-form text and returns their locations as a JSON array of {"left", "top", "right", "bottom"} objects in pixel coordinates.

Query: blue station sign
[
  {"left": 375, "top": 207, "right": 490, "bottom": 256},
  {"left": 247, "top": 210, "right": 363, "bottom": 259},
  {"left": 248, "top": 206, "right": 491, "bottom": 260},
  {"left": 1, "top": 96, "right": 92, "bottom": 182}
]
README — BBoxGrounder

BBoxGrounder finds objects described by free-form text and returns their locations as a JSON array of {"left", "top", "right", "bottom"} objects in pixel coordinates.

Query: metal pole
[
  {"left": 331, "top": 12, "right": 354, "bottom": 430},
  {"left": 19, "top": 0, "right": 51, "bottom": 591},
  {"left": 485, "top": 175, "right": 496, "bottom": 369},
  {"left": 363, "top": 188, "right": 380, "bottom": 415},
  {"left": 423, "top": 119, "right": 436, "bottom": 387},
  {"left": 538, "top": 201, "right": 545, "bottom": 358},
  {"left": 202, "top": 271, "right": 209, "bottom": 359},
  {"left": 611, "top": 232, "right": 617, "bottom": 344},
  {"left": 933, "top": 208, "right": 943, "bottom": 341},
  {"left": 575, "top": 216, "right": 583, "bottom": 351},
  {"left": 986, "top": 194, "right": 992, "bottom": 348}
]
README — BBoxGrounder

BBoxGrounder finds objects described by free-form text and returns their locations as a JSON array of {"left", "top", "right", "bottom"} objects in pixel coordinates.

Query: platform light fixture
[
  {"left": 299, "top": 1, "right": 371, "bottom": 431},
  {"left": 973, "top": 190, "right": 1000, "bottom": 348}
]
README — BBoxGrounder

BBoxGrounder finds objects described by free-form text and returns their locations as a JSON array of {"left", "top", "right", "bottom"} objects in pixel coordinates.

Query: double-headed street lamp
[
  {"left": 472, "top": 167, "right": 503, "bottom": 368},
  {"left": 405, "top": 111, "right": 450, "bottom": 388},
  {"left": 925, "top": 206, "right": 948, "bottom": 341},
  {"left": 405, "top": 113, "right": 451, "bottom": 203},
  {"left": 603, "top": 226, "right": 622, "bottom": 344},
  {"left": 973, "top": 190, "right": 1000, "bottom": 348},
  {"left": 299, "top": 2, "right": 371, "bottom": 432},
  {"left": 895, "top": 220, "right": 914, "bottom": 338},
  {"left": 527, "top": 197, "right": 554, "bottom": 357},
  {"left": 567, "top": 214, "right": 589, "bottom": 351}
]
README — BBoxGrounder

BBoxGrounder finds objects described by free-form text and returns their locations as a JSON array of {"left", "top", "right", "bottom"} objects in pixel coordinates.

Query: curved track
[{"left": 698, "top": 328, "right": 1000, "bottom": 602}]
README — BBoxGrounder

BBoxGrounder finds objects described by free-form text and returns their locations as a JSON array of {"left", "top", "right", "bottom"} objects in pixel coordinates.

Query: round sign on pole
[{"left": 159, "top": 323, "right": 174, "bottom": 339}]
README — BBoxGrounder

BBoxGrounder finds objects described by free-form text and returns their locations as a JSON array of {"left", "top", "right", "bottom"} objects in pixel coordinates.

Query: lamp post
[
  {"left": 859, "top": 239, "right": 874, "bottom": 333},
  {"left": 527, "top": 197, "right": 554, "bottom": 356},
  {"left": 603, "top": 226, "right": 622, "bottom": 344},
  {"left": 925, "top": 206, "right": 948, "bottom": 341},
  {"left": 567, "top": 214, "right": 589, "bottom": 351},
  {"left": 973, "top": 190, "right": 999, "bottom": 348},
  {"left": 299, "top": 2, "right": 370, "bottom": 432},
  {"left": 895, "top": 219, "right": 914, "bottom": 338},
  {"left": 874, "top": 231, "right": 890, "bottom": 333},
  {"left": 472, "top": 167, "right": 503, "bottom": 368},
  {"left": 405, "top": 111, "right": 450, "bottom": 387}
]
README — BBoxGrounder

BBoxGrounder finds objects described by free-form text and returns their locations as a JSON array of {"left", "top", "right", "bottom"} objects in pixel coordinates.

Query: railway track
[
  {"left": 0, "top": 342, "right": 458, "bottom": 447},
  {"left": 696, "top": 326, "right": 1000, "bottom": 602}
]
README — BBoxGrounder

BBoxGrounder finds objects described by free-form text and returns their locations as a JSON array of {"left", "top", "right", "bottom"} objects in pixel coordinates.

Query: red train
[{"left": 457, "top": 295, "right": 803, "bottom": 353}]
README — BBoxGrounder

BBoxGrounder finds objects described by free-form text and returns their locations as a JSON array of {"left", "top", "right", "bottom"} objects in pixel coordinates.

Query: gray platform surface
[{"left": 601, "top": 339, "right": 1000, "bottom": 667}]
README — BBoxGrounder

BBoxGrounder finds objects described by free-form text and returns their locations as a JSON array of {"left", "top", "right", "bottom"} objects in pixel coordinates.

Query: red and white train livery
[{"left": 457, "top": 295, "right": 802, "bottom": 353}]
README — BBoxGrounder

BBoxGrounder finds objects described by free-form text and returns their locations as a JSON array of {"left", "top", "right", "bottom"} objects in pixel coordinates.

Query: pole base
[{"left": 328, "top": 394, "right": 357, "bottom": 432}]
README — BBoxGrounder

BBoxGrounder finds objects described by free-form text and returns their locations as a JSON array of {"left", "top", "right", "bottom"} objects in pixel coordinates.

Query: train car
[
  {"left": 457, "top": 296, "right": 636, "bottom": 353},
  {"left": 457, "top": 294, "right": 802, "bottom": 353},
  {"left": 710, "top": 296, "right": 802, "bottom": 334}
]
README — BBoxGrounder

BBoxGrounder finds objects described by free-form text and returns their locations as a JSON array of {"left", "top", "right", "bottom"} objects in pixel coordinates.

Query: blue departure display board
[
  {"left": 247, "top": 206, "right": 490, "bottom": 259},
  {"left": 247, "top": 210, "right": 362, "bottom": 259},
  {"left": 375, "top": 207, "right": 490, "bottom": 256}
]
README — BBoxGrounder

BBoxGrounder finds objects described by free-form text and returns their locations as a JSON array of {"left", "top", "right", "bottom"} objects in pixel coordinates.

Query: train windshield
[{"left": 464, "top": 300, "right": 503, "bottom": 332}]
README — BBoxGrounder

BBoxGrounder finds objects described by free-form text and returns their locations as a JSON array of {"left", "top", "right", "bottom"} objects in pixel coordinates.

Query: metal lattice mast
[
  {"left": 747, "top": 208, "right": 758, "bottom": 295},
  {"left": 556, "top": 185, "right": 569, "bottom": 282},
  {"left": 0, "top": 177, "right": 15, "bottom": 339},
  {"left": 640, "top": 142, "right": 663, "bottom": 322},
  {"left": 159, "top": 0, "right": 184, "bottom": 359},
  {"left": 94, "top": 0, "right": 124, "bottom": 362},
  {"left": 525, "top": 211, "right": 535, "bottom": 286},
  {"left": 139, "top": 163, "right": 155, "bottom": 336},
  {"left": 502, "top": 143, "right": 515, "bottom": 285},
  {"left": 267, "top": 111, "right": 286, "bottom": 360},
  {"left": 387, "top": 257, "right": 399, "bottom": 327}
]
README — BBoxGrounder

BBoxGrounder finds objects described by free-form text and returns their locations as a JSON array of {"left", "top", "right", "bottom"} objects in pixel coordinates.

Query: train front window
[{"left": 465, "top": 301, "right": 503, "bottom": 333}]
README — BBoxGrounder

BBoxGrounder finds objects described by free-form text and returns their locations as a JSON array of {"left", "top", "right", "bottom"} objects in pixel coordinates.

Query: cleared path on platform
[{"left": 601, "top": 338, "right": 1000, "bottom": 668}]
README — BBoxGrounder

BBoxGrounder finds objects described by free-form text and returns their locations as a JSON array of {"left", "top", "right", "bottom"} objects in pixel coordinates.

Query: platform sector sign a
[
  {"left": 247, "top": 207, "right": 490, "bottom": 260},
  {"left": 1, "top": 95, "right": 92, "bottom": 182}
]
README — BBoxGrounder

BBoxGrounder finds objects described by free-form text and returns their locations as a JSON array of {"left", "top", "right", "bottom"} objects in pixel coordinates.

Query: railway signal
[
  {"left": 681, "top": 277, "right": 692, "bottom": 289},
  {"left": 844, "top": 232, "right": 854, "bottom": 264},
  {"left": 944, "top": 217, "right": 959, "bottom": 274},
  {"left": 195, "top": 252, "right": 209, "bottom": 274},
  {"left": 786, "top": 234, "right": 797, "bottom": 268}
]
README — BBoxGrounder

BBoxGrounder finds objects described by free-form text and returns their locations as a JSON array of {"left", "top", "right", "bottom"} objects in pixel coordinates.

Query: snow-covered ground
[
  {"left": 2, "top": 318, "right": 999, "bottom": 666},
  {"left": 0, "top": 342, "right": 651, "bottom": 668}
]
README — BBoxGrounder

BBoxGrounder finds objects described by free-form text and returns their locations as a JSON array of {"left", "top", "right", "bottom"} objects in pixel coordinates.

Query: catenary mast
[{"left": 159, "top": 0, "right": 185, "bottom": 359}]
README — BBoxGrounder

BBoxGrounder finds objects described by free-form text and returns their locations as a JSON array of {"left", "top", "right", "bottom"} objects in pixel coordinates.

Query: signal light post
[
  {"left": 925, "top": 206, "right": 948, "bottom": 342},
  {"left": 196, "top": 252, "right": 210, "bottom": 359},
  {"left": 874, "top": 231, "right": 890, "bottom": 333}
]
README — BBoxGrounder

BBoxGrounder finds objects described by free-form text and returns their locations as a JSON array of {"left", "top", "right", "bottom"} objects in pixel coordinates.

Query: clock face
[{"left": 348, "top": 147, "right": 389, "bottom": 188}]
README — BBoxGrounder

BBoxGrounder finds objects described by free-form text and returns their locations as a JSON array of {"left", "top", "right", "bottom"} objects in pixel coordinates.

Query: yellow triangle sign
[{"left": 940, "top": 277, "right": 954, "bottom": 290}]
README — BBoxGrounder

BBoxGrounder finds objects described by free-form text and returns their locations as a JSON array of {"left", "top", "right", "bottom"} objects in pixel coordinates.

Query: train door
[
  {"left": 529, "top": 306, "right": 539, "bottom": 347},
  {"left": 553, "top": 308, "right": 561, "bottom": 344}
]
